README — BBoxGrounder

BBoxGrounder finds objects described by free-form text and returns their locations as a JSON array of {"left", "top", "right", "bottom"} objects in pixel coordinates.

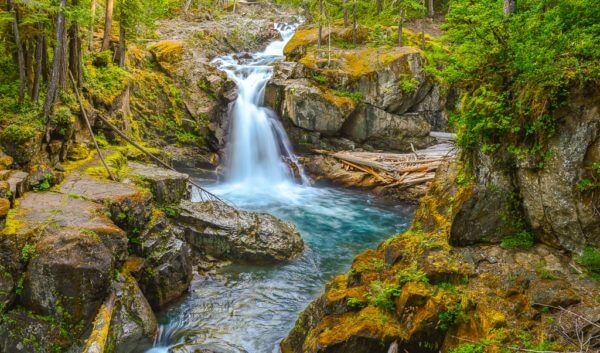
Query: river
[{"left": 146, "top": 23, "right": 414, "bottom": 353}]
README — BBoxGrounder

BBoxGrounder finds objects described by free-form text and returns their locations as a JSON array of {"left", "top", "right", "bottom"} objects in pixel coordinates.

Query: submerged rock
[{"left": 176, "top": 200, "right": 304, "bottom": 263}]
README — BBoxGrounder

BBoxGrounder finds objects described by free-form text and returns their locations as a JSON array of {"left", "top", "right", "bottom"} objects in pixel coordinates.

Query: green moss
[
  {"left": 84, "top": 63, "right": 131, "bottom": 105},
  {"left": 448, "top": 343, "right": 484, "bottom": 353},
  {"left": 437, "top": 303, "right": 467, "bottom": 331},
  {"left": 397, "top": 265, "right": 429, "bottom": 284},
  {"left": 577, "top": 246, "right": 600, "bottom": 280},
  {"left": 501, "top": 230, "right": 535, "bottom": 250},
  {"left": 346, "top": 297, "right": 366, "bottom": 309}
]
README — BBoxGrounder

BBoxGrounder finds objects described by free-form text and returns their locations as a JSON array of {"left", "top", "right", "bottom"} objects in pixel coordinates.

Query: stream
[{"left": 146, "top": 23, "right": 414, "bottom": 353}]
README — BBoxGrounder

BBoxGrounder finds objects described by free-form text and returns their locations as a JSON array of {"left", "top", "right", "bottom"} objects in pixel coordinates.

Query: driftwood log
[{"left": 314, "top": 139, "right": 456, "bottom": 189}]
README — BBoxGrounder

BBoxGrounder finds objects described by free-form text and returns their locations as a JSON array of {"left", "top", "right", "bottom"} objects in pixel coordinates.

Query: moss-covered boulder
[{"left": 127, "top": 162, "right": 190, "bottom": 205}]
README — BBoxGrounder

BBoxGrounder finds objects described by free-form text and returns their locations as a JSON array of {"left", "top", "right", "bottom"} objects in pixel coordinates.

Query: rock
[
  {"left": 0, "top": 198, "right": 9, "bottom": 218},
  {"left": 0, "top": 307, "right": 70, "bottom": 353},
  {"left": 449, "top": 186, "right": 516, "bottom": 246},
  {"left": 22, "top": 228, "right": 115, "bottom": 324},
  {"left": 59, "top": 174, "right": 152, "bottom": 233},
  {"left": 176, "top": 200, "right": 304, "bottom": 263},
  {"left": 342, "top": 105, "right": 433, "bottom": 151},
  {"left": 0, "top": 152, "right": 12, "bottom": 170},
  {"left": 107, "top": 273, "right": 158, "bottom": 353},
  {"left": 6, "top": 170, "right": 29, "bottom": 200},
  {"left": 136, "top": 211, "right": 193, "bottom": 310},
  {"left": 515, "top": 91, "right": 600, "bottom": 252},
  {"left": 127, "top": 162, "right": 190, "bottom": 205},
  {"left": 282, "top": 79, "right": 356, "bottom": 135}
]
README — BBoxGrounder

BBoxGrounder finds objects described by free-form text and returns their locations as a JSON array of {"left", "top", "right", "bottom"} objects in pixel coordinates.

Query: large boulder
[
  {"left": 342, "top": 105, "right": 433, "bottom": 151},
  {"left": 59, "top": 174, "right": 152, "bottom": 233},
  {"left": 136, "top": 211, "right": 193, "bottom": 310},
  {"left": 22, "top": 228, "right": 115, "bottom": 324},
  {"left": 282, "top": 79, "right": 356, "bottom": 135},
  {"left": 107, "top": 272, "right": 158, "bottom": 353},
  {"left": 176, "top": 200, "right": 304, "bottom": 263},
  {"left": 127, "top": 162, "right": 190, "bottom": 205}
]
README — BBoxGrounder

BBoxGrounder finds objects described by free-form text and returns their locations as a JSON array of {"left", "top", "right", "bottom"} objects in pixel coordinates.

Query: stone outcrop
[
  {"left": 265, "top": 27, "right": 450, "bottom": 152},
  {"left": 176, "top": 200, "right": 304, "bottom": 263},
  {"left": 127, "top": 162, "right": 191, "bottom": 205},
  {"left": 282, "top": 161, "right": 599, "bottom": 353}
]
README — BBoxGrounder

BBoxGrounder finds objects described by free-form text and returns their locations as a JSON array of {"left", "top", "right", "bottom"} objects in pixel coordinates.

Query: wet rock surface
[{"left": 176, "top": 200, "right": 304, "bottom": 263}]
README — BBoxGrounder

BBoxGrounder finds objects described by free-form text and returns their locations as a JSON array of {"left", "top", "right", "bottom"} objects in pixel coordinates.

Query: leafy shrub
[
  {"left": 397, "top": 265, "right": 429, "bottom": 284},
  {"left": 437, "top": 303, "right": 467, "bottom": 331},
  {"left": 367, "top": 281, "right": 401, "bottom": 311},
  {"left": 346, "top": 297, "right": 365, "bottom": 309}
]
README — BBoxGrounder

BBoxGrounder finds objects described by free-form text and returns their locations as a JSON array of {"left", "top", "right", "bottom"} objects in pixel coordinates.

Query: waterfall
[{"left": 212, "top": 23, "right": 308, "bottom": 187}]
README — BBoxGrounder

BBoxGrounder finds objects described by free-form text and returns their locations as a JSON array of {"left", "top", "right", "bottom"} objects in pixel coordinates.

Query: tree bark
[
  {"left": 118, "top": 24, "right": 126, "bottom": 67},
  {"left": 376, "top": 0, "right": 382, "bottom": 14},
  {"left": 69, "top": 0, "right": 83, "bottom": 86},
  {"left": 32, "top": 24, "right": 44, "bottom": 101},
  {"left": 352, "top": 1, "right": 357, "bottom": 44},
  {"left": 428, "top": 0, "right": 434, "bottom": 18},
  {"left": 398, "top": 9, "right": 404, "bottom": 47},
  {"left": 503, "top": 0, "right": 516, "bottom": 16},
  {"left": 317, "top": 0, "right": 323, "bottom": 48},
  {"left": 41, "top": 34, "right": 49, "bottom": 83},
  {"left": 43, "top": 0, "right": 68, "bottom": 118},
  {"left": 343, "top": 0, "right": 348, "bottom": 27},
  {"left": 8, "top": 0, "right": 27, "bottom": 103},
  {"left": 101, "top": 0, "right": 114, "bottom": 51},
  {"left": 88, "top": 0, "right": 96, "bottom": 51}
]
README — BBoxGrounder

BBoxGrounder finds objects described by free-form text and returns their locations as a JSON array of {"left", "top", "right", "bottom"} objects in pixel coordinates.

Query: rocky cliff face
[
  {"left": 265, "top": 25, "right": 451, "bottom": 153},
  {"left": 281, "top": 85, "right": 599, "bottom": 353}
]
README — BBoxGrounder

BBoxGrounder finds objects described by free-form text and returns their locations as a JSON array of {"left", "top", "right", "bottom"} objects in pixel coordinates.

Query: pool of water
[{"left": 147, "top": 181, "right": 413, "bottom": 353}]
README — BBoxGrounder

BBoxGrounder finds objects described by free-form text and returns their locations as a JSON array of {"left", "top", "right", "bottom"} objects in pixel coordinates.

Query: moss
[
  {"left": 576, "top": 246, "right": 600, "bottom": 280},
  {"left": 149, "top": 40, "right": 184, "bottom": 65},
  {"left": 84, "top": 63, "right": 131, "bottom": 106}
]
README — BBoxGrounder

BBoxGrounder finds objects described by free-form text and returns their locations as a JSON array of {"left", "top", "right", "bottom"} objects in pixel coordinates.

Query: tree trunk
[
  {"left": 352, "top": 1, "right": 357, "bottom": 44},
  {"left": 376, "top": 0, "right": 382, "bottom": 14},
  {"left": 317, "top": 0, "right": 323, "bottom": 48},
  {"left": 101, "top": 0, "right": 114, "bottom": 51},
  {"left": 69, "top": 7, "right": 83, "bottom": 85},
  {"left": 503, "top": 0, "right": 516, "bottom": 16},
  {"left": 118, "top": 24, "right": 126, "bottom": 67},
  {"left": 8, "top": 0, "right": 27, "bottom": 103},
  {"left": 343, "top": 0, "right": 348, "bottom": 27},
  {"left": 183, "top": 0, "right": 192, "bottom": 13},
  {"left": 88, "top": 0, "right": 96, "bottom": 51},
  {"left": 32, "top": 25, "right": 44, "bottom": 101},
  {"left": 398, "top": 9, "right": 404, "bottom": 47},
  {"left": 43, "top": 0, "right": 68, "bottom": 118},
  {"left": 428, "top": 0, "right": 434, "bottom": 18},
  {"left": 41, "top": 33, "right": 49, "bottom": 83}
]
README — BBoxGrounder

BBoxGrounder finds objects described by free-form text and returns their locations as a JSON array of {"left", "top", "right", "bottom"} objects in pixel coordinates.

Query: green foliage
[
  {"left": 21, "top": 243, "right": 36, "bottom": 263},
  {"left": 501, "top": 230, "right": 535, "bottom": 250},
  {"left": 84, "top": 63, "right": 131, "bottom": 104},
  {"left": 346, "top": 297, "right": 366, "bottom": 309},
  {"left": 439, "top": 0, "right": 600, "bottom": 161},
  {"left": 332, "top": 90, "right": 363, "bottom": 104},
  {"left": 397, "top": 265, "right": 429, "bottom": 284},
  {"left": 311, "top": 72, "right": 328, "bottom": 84},
  {"left": 367, "top": 281, "right": 401, "bottom": 311},
  {"left": 437, "top": 303, "right": 466, "bottom": 331},
  {"left": 577, "top": 246, "right": 600, "bottom": 280},
  {"left": 448, "top": 343, "right": 484, "bottom": 353}
]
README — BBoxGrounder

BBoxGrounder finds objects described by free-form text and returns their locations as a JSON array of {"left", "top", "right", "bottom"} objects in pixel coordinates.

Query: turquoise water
[{"left": 147, "top": 182, "right": 413, "bottom": 353}]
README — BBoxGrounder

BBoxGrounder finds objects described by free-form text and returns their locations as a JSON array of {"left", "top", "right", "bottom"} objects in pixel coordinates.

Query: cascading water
[
  {"left": 212, "top": 23, "right": 308, "bottom": 187},
  {"left": 146, "top": 23, "right": 413, "bottom": 353}
]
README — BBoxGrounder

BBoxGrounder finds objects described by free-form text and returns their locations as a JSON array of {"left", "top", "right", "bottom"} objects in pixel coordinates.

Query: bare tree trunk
[
  {"left": 352, "top": 1, "right": 357, "bottom": 44},
  {"left": 317, "top": 0, "right": 323, "bottom": 48},
  {"left": 118, "top": 24, "right": 126, "bottom": 67},
  {"left": 343, "top": 0, "right": 348, "bottom": 27},
  {"left": 420, "top": 0, "right": 425, "bottom": 49},
  {"left": 503, "top": 0, "right": 516, "bottom": 16},
  {"left": 69, "top": 1, "right": 83, "bottom": 86},
  {"left": 41, "top": 33, "right": 49, "bottom": 83},
  {"left": 398, "top": 9, "right": 404, "bottom": 47},
  {"left": 182, "top": 0, "right": 192, "bottom": 13},
  {"left": 88, "top": 0, "right": 96, "bottom": 51},
  {"left": 327, "top": 22, "right": 331, "bottom": 67},
  {"left": 376, "top": 0, "right": 382, "bottom": 14},
  {"left": 43, "top": 0, "right": 67, "bottom": 118},
  {"left": 32, "top": 24, "right": 44, "bottom": 101},
  {"left": 428, "top": 0, "right": 434, "bottom": 18},
  {"left": 101, "top": 0, "right": 114, "bottom": 51},
  {"left": 8, "top": 0, "right": 27, "bottom": 103}
]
